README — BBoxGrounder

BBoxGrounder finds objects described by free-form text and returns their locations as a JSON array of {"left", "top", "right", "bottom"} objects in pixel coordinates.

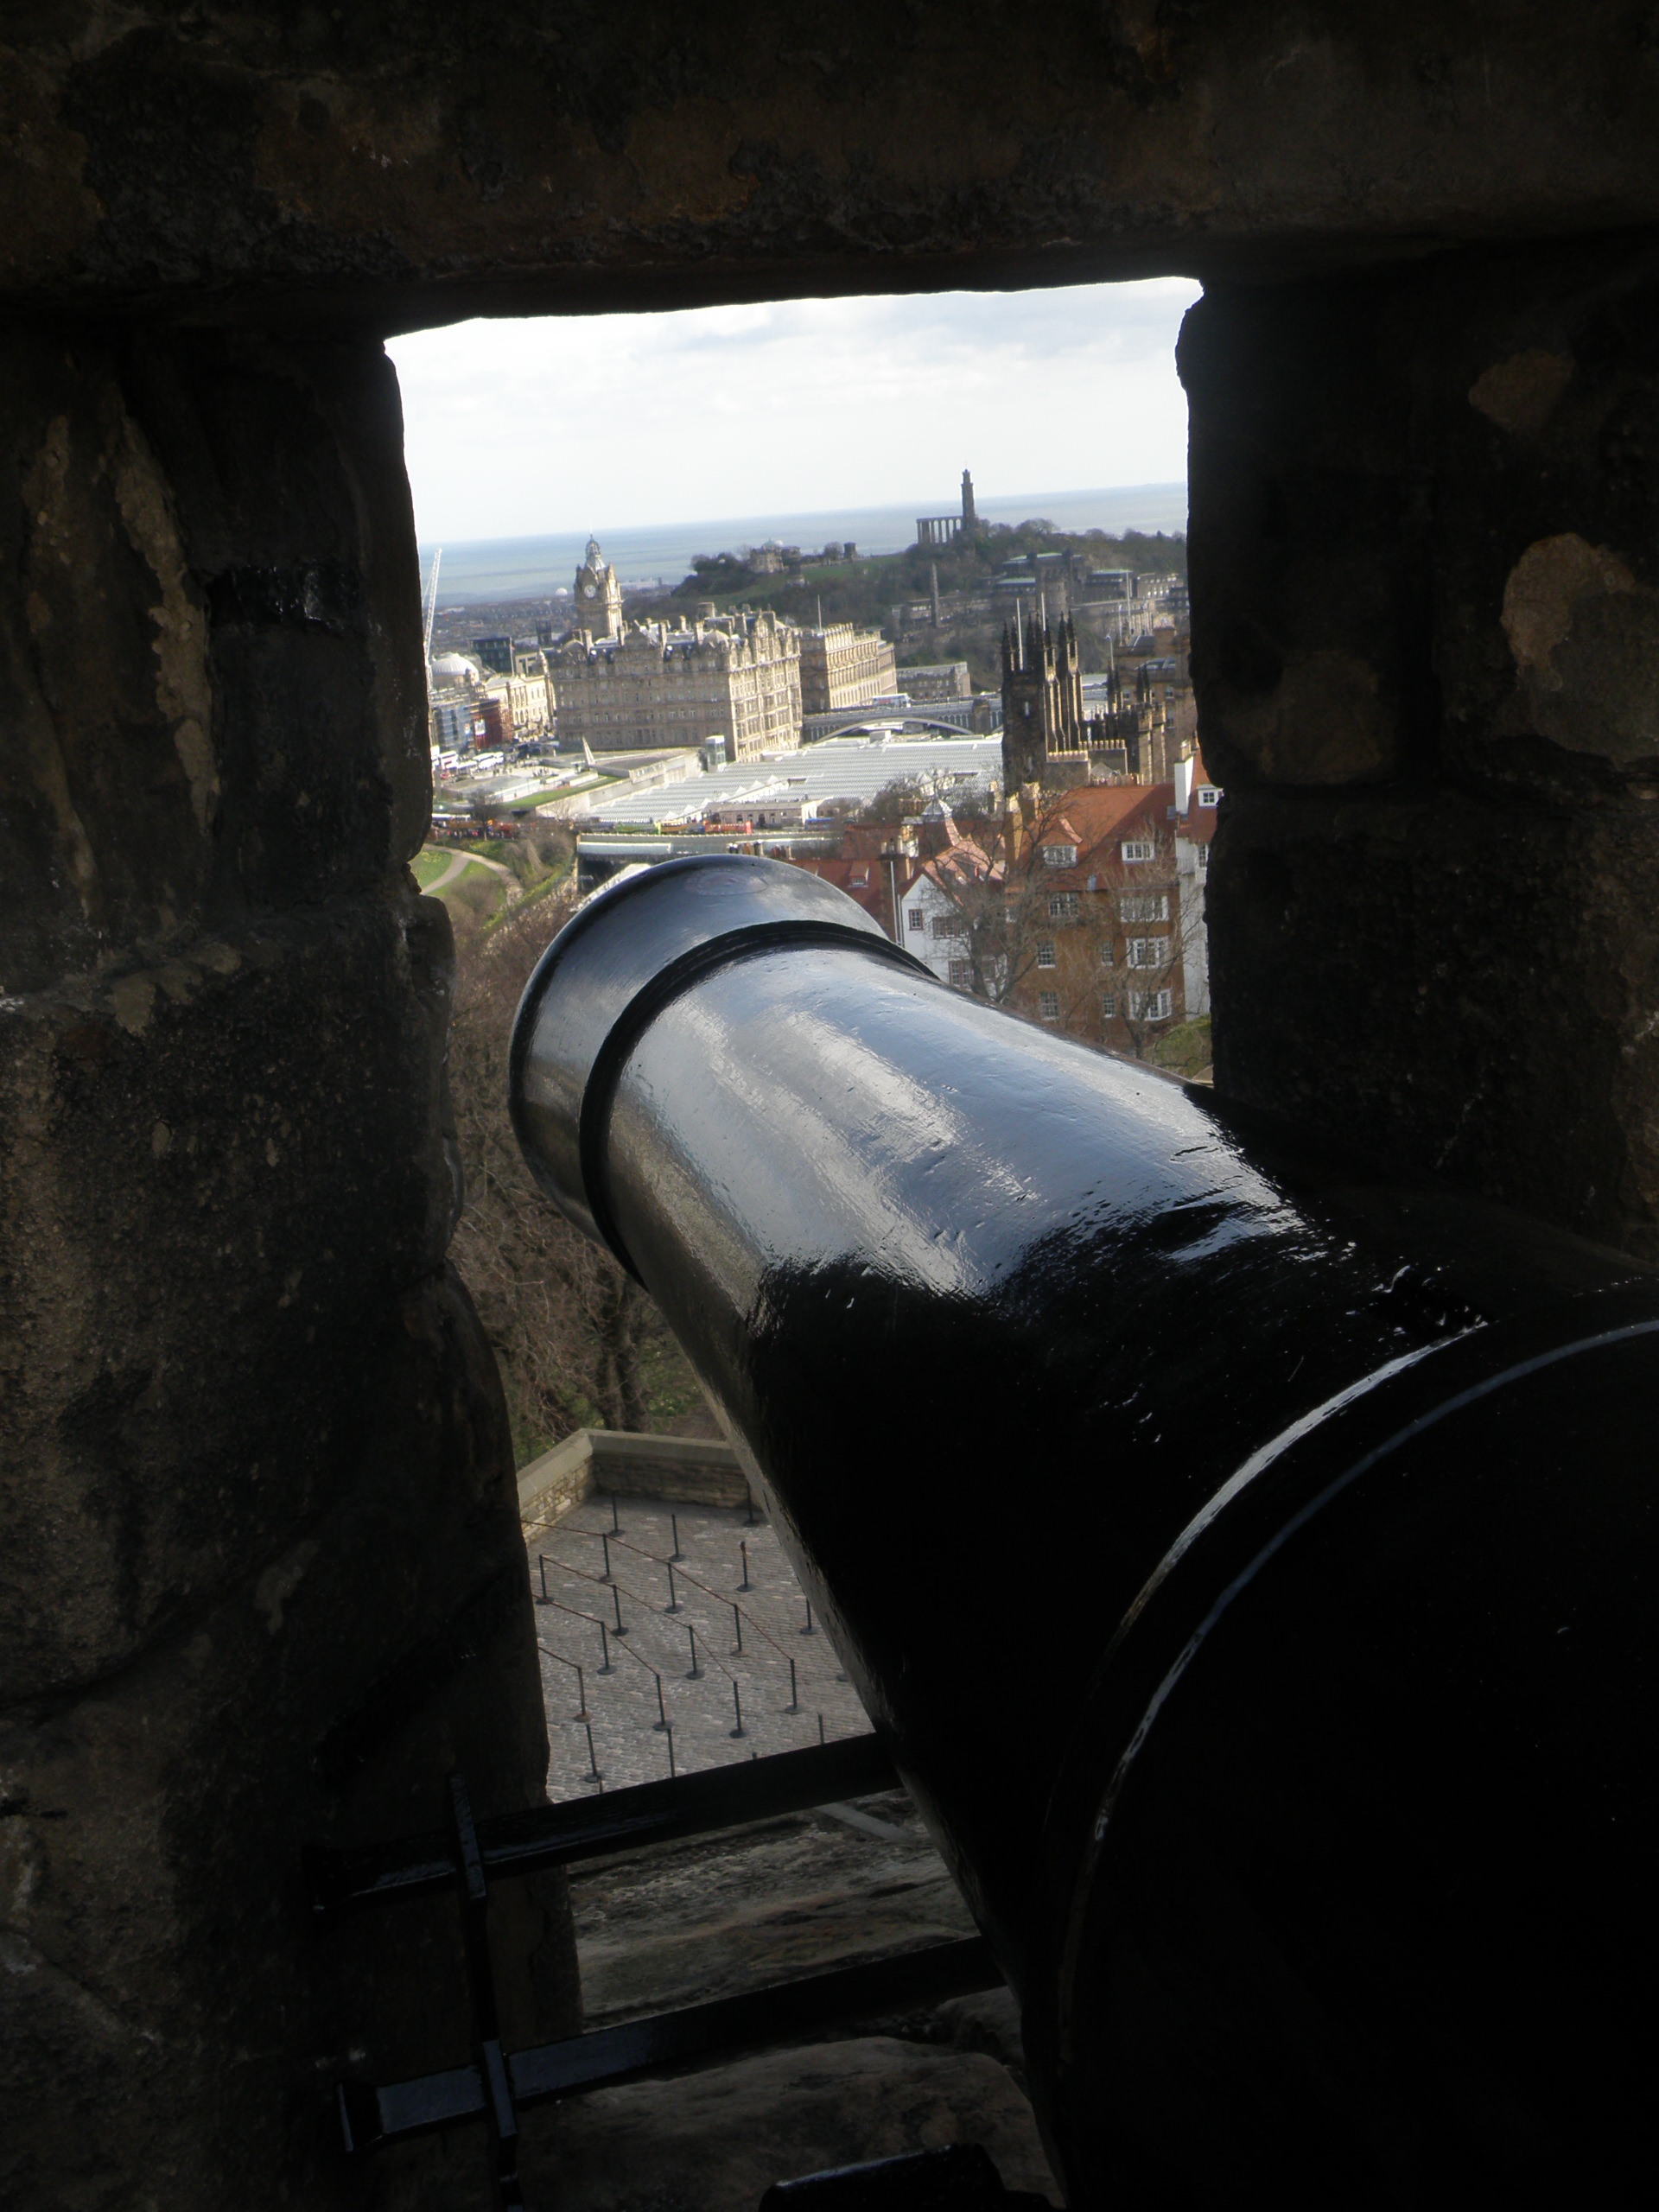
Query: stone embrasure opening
[{"left": 7, "top": 14, "right": 1659, "bottom": 2208}]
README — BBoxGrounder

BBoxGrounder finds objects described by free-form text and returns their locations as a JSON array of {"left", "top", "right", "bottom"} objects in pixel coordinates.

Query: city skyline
[{"left": 389, "top": 277, "right": 1201, "bottom": 543}]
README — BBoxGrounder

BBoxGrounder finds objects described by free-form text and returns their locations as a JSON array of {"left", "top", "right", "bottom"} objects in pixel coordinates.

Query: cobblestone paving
[{"left": 531, "top": 1493, "right": 874, "bottom": 1801}]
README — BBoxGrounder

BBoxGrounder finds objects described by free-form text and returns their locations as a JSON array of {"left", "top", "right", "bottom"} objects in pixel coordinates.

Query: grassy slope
[
  {"left": 1148, "top": 1015, "right": 1213, "bottom": 1077},
  {"left": 411, "top": 847, "right": 454, "bottom": 889}
]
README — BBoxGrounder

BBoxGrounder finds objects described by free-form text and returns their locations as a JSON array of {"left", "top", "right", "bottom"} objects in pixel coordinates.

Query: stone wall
[
  {"left": 10, "top": 9, "right": 1659, "bottom": 322},
  {"left": 1184, "top": 237, "right": 1659, "bottom": 1256},
  {"left": 0, "top": 327, "right": 576, "bottom": 2209},
  {"left": 520, "top": 1430, "right": 755, "bottom": 1540}
]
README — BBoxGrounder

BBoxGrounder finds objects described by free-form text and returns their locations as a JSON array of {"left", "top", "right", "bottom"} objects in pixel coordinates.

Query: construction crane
[{"left": 420, "top": 545, "right": 442, "bottom": 681}]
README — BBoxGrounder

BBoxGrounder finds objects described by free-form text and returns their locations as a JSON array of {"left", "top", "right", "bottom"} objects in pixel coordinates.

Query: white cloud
[{"left": 388, "top": 277, "right": 1201, "bottom": 542}]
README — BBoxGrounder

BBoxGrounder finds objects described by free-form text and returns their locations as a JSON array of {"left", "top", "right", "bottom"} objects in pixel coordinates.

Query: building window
[
  {"left": 1198, "top": 786, "right": 1220, "bottom": 807},
  {"left": 1039, "top": 990, "right": 1061, "bottom": 1020},
  {"left": 1048, "top": 893, "right": 1080, "bottom": 921},
  {"left": 1036, "top": 939, "right": 1058, "bottom": 969},
  {"left": 1122, "top": 838, "right": 1155, "bottom": 864},
  {"left": 1127, "top": 937, "right": 1168, "bottom": 969},
  {"left": 949, "top": 959, "right": 971, "bottom": 988},
  {"left": 1101, "top": 993, "right": 1117, "bottom": 1020},
  {"left": 907, "top": 908, "right": 925, "bottom": 933},
  {"left": 1120, "top": 892, "right": 1169, "bottom": 923},
  {"left": 930, "top": 914, "right": 960, "bottom": 939},
  {"left": 1129, "top": 988, "right": 1173, "bottom": 1021},
  {"left": 1042, "top": 843, "right": 1077, "bottom": 867},
  {"left": 1196, "top": 843, "right": 1209, "bottom": 871}
]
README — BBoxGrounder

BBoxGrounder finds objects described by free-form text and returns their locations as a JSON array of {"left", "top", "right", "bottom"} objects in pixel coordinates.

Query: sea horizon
[{"left": 419, "top": 482, "right": 1186, "bottom": 604}]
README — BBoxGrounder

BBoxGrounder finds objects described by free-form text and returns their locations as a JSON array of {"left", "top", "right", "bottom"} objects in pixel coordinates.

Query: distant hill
[{"left": 645, "top": 523, "right": 1185, "bottom": 637}]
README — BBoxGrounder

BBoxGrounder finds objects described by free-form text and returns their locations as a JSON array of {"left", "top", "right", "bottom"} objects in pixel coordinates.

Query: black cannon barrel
[{"left": 512, "top": 855, "right": 1657, "bottom": 2210}]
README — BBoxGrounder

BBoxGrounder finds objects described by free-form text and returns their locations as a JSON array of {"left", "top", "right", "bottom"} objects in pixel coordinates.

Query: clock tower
[{"left": 574, "top": 535, "right": 623, "bottom": 639}]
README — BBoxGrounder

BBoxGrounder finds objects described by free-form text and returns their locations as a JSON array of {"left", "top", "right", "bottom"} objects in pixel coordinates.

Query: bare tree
[
  {"left": 913, "top": 832, "right": 1045, "bottom": 1006},
  {"left": 924, "top": 793, "right": 1205, "bottom": 1060},
  {"left": 859, "top": 770, "right": 962, "bottom": 823},
  {"left": 1096, "top": 862, "right": 1202, "bottom": 1061},
  {"left": 914, "top": 803, "right": 1116, "bottom": 1010}
]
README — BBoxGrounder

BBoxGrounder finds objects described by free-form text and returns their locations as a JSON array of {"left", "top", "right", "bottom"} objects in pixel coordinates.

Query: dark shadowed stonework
[
  {"left": 1185, "top": 239, "right": 1659, "bottom": 1254},
  {"left": 4, "top": 5, "right": 1659, "bottom": 2206},
  {"left": 8, "top": 6, "right": 1659, "bottom": 322},
  {"left": 0, "top": 330, "right": 576, "bottom": 2209}
]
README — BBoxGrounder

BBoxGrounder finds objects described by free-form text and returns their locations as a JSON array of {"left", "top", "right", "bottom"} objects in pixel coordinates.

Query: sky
[{"left": 387, "top": 277, "right": 1202, "bottom": 543}]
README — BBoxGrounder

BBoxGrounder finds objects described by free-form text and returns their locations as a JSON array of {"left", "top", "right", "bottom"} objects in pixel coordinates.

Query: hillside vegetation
[{"left": 638, "top": 522, "right": 1185, "bottom": 634}]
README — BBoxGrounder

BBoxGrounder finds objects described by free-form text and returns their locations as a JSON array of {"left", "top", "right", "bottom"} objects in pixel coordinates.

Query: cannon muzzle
[{"left": 512, "top": 854, "right": 1657, "bottom": 2210}]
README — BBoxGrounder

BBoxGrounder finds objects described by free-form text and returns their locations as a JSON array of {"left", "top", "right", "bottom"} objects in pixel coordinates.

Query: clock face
[{"left": 583, "top": 582, "right": 598, "bottom": 598}]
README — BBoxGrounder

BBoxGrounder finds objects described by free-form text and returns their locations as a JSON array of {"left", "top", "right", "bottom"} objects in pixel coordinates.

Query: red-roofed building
[
  {"left": 789, "top": 850, "right": 888, "bottom": 930},
  {"left": 1173, "top": 744, "right": 1220, "bottom": 1017},
  {"left": 1002, "top": 778, "right": 1198, "bottom": 1056},
  {"left": 781, "top": 763, "right": 1217, "bottom": 1048},
  {"left": 789, "top": 819, "right": 921, "bottom": 938},
  {"left": 891, "top": 802, "right": 1002, "bottom": 984}
]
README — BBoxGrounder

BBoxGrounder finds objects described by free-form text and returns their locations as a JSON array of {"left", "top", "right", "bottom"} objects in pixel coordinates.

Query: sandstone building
[
  {"left": 555, "top": 608, "right": 802, "bottom": 762},
  {"left": 896, "top": 661, "right": 973, "bottom": 703},
  {"left": 574, "top": 533, "right": 624, "bottom": 640},
  {"left": 798, "top": 622, "right": 898, "bottom": 715},
  {"left": 483, "top": 670, "right": 552, "bottom": 743}
]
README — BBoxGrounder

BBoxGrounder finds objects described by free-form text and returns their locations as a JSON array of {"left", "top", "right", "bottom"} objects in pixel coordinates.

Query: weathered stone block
[
  {"left": 0, "top": 328, "right": 429, "bottom": 995},
  {"left": 0, "top": 326, "right": 575, "bottom": 2209},
  {"left": 518, "top": 1430, "right": 752, "bottom": 1535},
  {"left": 523, "top": 2038, "right": 1058, "bottom": 2212},
  {"left": 1208, "top": 788, "right": 1659, "bottom": 1256},
  {"left": 1185, "top": 238, "right": 1659, "bottom": 802},
  {"left": 1186, "top": 238, "right": 1659, "bottom": 1255},
  {"left": 11, "top": 7, "right": 1659, "bottom": 320}
]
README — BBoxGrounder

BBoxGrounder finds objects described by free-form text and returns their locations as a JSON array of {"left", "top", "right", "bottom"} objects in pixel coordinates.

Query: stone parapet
[{"left": 520, "top": 1428, "right": 753, "bottom": 1534}]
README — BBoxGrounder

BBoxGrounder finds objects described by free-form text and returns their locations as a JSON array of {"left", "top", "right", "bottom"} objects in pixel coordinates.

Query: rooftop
[{"left": 581, "top": 734, "right": 1005, "bottom": 827}]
